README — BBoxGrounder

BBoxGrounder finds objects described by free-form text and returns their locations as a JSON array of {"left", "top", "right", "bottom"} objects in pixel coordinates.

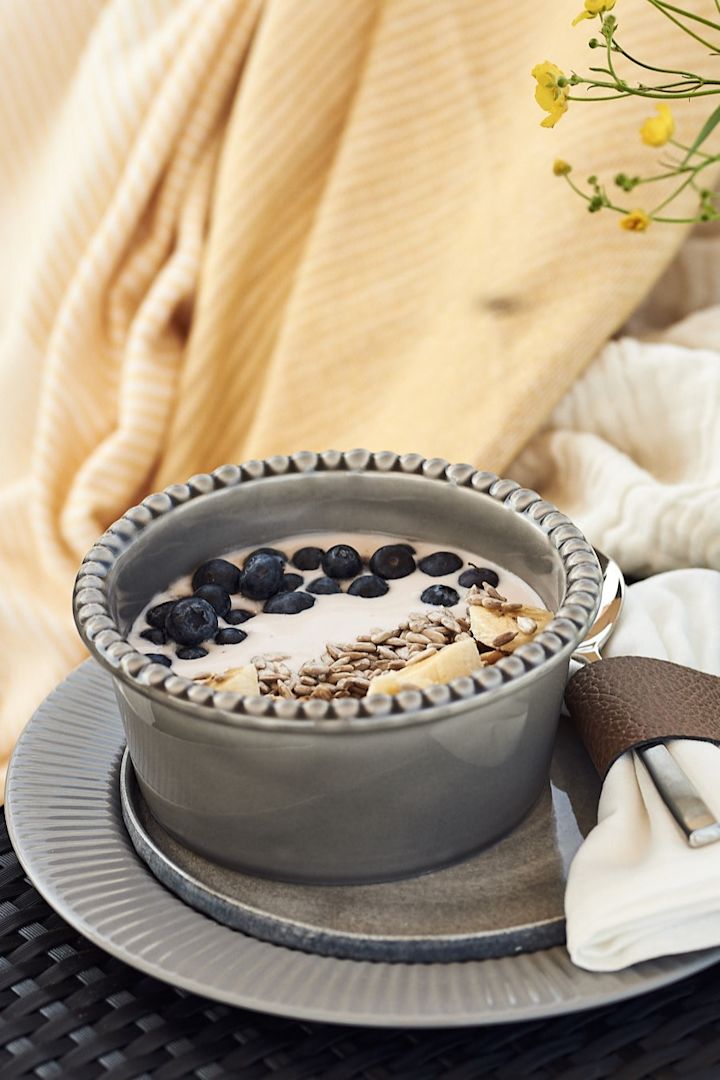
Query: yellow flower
[
  {"left": 572, "top": 0, "right": 616, "bottom": 25},
  {"left": 640, "top": 104, "right": 675, "bottom": 147},
  {"left": 531, "top": 61, "right": 569, "bottom": 128},
  {"left": 553, "top": 159, "right": 572, "bottom": 175},
  {"left": 620, "top": 209, "right": 651, "bottom": 232}
]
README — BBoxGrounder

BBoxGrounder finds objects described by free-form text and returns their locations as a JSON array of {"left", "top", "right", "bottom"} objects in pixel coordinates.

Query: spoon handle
[{"left": 636, "top": 744, "right": 720, "bottom": 847}]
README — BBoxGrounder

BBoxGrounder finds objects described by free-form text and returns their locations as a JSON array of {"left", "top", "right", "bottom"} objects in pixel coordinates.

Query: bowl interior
[{"left": 107, "top": 471, "right": 566, "bottom": 635}]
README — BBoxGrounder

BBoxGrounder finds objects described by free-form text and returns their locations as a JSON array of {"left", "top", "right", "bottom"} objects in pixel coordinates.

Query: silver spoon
[{"left": 571, "top": 549, "right": 720, "bottom": 847}]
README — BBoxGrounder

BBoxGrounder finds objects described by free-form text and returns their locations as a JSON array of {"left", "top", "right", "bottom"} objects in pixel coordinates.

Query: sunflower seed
[
  {"left": 405, "top": 646, "right": 438, "bottom": 665},
  {"left": 492, "top": 631, "right": 518, "bottom": 648},
  {"left": 483, "top": 585, "right": 506, "bottom": 601},
  {"left": 516, "top": 616, "right": 538, "bottom": 634},
  {"left": 481, "top": 650, "right": 507, "bottom": 664},
  {"left": 301, "top": 664, "right": 329, "bottom": 678}
]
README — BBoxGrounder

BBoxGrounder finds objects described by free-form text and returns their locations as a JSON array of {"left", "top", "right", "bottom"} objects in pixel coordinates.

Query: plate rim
[{"left": 6, "top": 660, "right": 720, "bottom": 1029}]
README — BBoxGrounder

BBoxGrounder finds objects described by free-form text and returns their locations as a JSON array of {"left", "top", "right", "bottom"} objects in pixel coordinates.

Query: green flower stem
[
  {"left": 567, "top": 92, "right": 632, "bottom": 101},
  {"left": 563, "top": 174, "right": 629, "bottom": 214},
  {"left": 650, "top": 155, "right": 717, "bottom": 213},
  {"left": 570, "top": 78, "right": 720, "bottom": 99},
  {"left": 647, "top": 0, "right": 720, "bottom": 34},
  {"left": 635, "top": 164, "right": 700, "bottom": 184},
  {"left": 563, "top": 175, "right": 593, "bottom": 203},
  {"left": 611, "top": 39, "right": 698, "bottom": 82},
  {"left": 567, "top": 92, "right": 632, "bottom": 100},
  {"left": 653, "top": 214, "right": 713, "bottom": 222},
  {"left": 604, "top": 18, "right": 623, "bottom": 85},
  {"left": 669, "top": 138, "right": 716, "bottom": 160},
  {"left": 645, "top": 0, "right": 720, "bottom": 52}
]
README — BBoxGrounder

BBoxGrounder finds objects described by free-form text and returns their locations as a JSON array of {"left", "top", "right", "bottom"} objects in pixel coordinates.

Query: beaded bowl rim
[{"left": 72, "top": 450, "right": 603, "bottom": 732}]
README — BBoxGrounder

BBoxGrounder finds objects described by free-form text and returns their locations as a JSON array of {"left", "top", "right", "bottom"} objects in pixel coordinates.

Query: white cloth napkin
[{"left": 565, "top": 568, "right": 720, "bottom": 972}]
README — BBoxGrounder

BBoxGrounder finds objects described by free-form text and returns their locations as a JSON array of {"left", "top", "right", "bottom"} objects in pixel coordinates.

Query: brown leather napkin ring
[{"left": 565, "top": 656, "right": 720, "bottom": 779}]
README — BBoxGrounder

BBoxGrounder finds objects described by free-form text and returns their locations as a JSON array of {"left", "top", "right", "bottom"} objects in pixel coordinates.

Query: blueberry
[
  {"left": 282, "top": 572, "right": 304, "bottom": 592},
  {"left": 146, "top": 600, "right": 178, "bottom": 629},
  {"left": 458, "top": 566, "right": 500, "bottom": 590},
  {"left": 306, "top": 576, "right": 342, "bottom": 595},
  {"left": 145, "top": 653, "right": 171, "bottom": 667},
  {"left": 140, "top": 627, "right": 166, "bottom": 646},
  {"left": 176, "top": 646, "right": 208, "bottom": 660},
  {"left": 165, "top": 597, "right": 219, "bottom": 645},
  {"left": 191, "top": 558, "right": 241, "bottom": 594},
  {"left": 241, "top": 552, "right": 285, "bottom": 600},
  {"left": 369, "top": 544, "right": 416, "bottom": 579},
  {"left": 225, "top": 608, "right": 255, "bottom": 625},
  {"left": 244, "top": 547, "right": 287, "bottom": 565},
  {"left": 292, "top": 546, "right": 324, "bottom": 571},
  {"left": 420, "top": 584, "right": 460, "bottom": 606},
  {"left": 322, "top": 544, "right": 362, "bottom": 579},
  {"left": 347, "top": 574, "right": 389, "bottom": 598},
  {"left": 263, "top": 591, "right": 316, "bottom": 614},
  {"left": 418, "top": 551, "right": 463, "bottom": 577},
  {"left": 193, "top": 584, "right": 231, "bottom": 617},
  {"left": 215, "top": 627, "right": 248, "bottom": 645}
]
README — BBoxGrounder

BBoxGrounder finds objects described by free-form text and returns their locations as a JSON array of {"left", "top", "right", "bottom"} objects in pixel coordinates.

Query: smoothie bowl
[{"left": 73, "top": 450, "right": 602, "bottom": 884}]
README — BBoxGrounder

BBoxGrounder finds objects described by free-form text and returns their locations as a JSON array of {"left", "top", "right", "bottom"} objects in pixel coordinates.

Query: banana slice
[
  {"left": 197, "top": 666, "right": 260, "bottom": 695},
  {"left": 367, "top": 637, "right": 482, "bottom": 696},
  {"left": 468, "top": 603, "right": 553, "bottom": 652}
]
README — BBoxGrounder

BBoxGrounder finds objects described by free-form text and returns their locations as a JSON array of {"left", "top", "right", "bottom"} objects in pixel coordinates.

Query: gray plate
[
  {"left": 6, "top": 661, "right": 720, "bottom": 1028},
  {"left": 119, "top": 721, "right": 601, "bottom": 962}
]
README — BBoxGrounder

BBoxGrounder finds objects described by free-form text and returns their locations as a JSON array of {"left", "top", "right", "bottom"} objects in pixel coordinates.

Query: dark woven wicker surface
[{"left": 1, "top": 811, "right": 719, "bottom": 1079}]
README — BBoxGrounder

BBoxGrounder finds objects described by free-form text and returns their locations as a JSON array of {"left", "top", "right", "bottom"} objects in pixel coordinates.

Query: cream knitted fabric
[{"left": 511, "top": 230, "right": 720, "bottom": 576}]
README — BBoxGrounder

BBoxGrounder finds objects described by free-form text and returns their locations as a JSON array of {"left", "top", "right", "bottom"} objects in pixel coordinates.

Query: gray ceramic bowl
[{"left": 73, "top": 450, "right": 602, "bottom": 885}]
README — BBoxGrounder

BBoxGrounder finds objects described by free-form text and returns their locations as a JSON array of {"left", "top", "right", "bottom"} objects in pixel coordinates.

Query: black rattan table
[{"left": 1, "top": 809, "right": 719, "bottom": 1079}]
